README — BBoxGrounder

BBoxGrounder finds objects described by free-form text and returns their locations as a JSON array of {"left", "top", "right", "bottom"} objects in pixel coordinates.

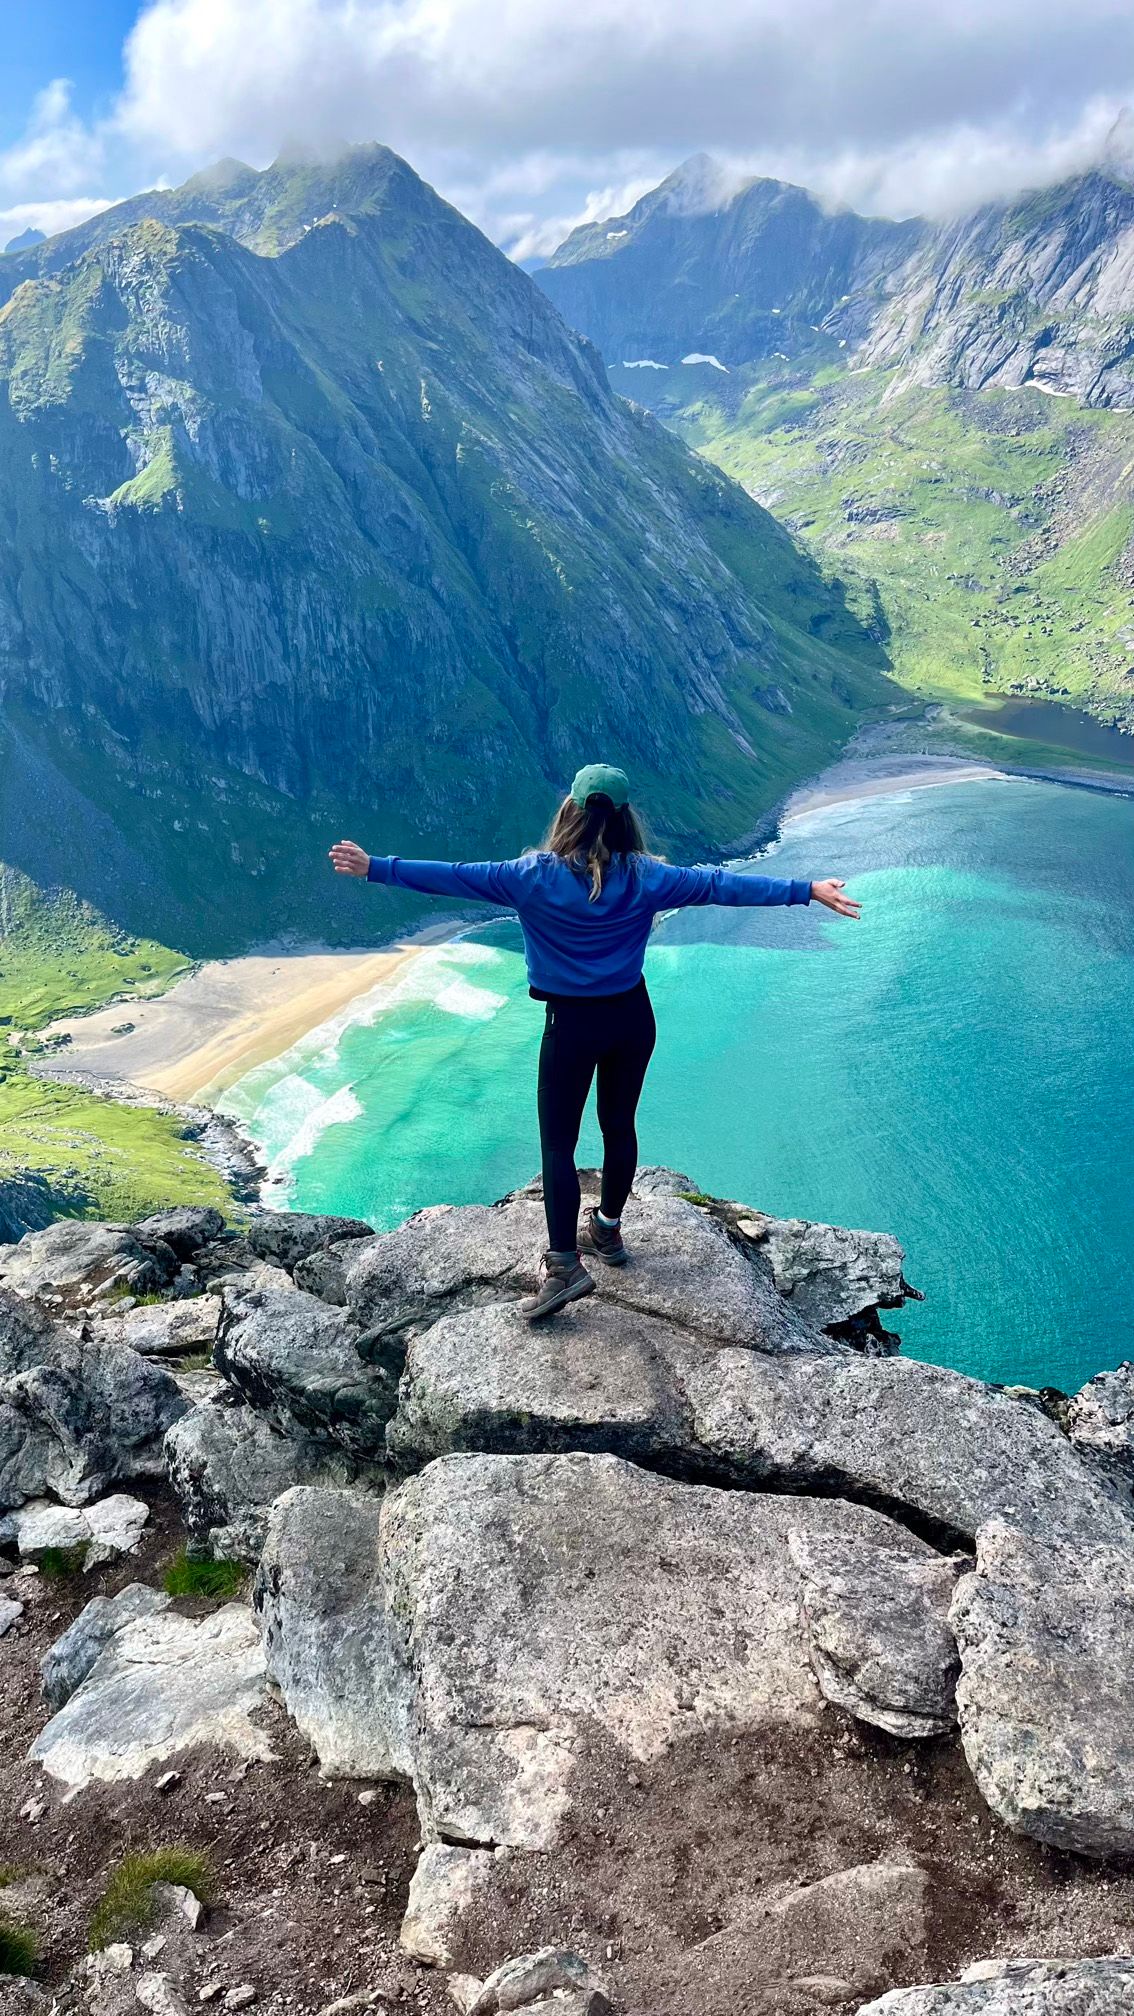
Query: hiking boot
[
  {"left": 580, "top": 1206, "right": 629, "bottom": 1267},
  {"left": 520, "top": 1250, "right": 595, "bottom": 1321}
]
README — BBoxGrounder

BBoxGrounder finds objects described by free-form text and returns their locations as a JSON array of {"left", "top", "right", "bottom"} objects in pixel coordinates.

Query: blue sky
[
  {"left": 0, "top": 1, "right": 1132, "bottom": 260},
  {"left": 0, "top": 4, "right": 138, "bottom": 149}
]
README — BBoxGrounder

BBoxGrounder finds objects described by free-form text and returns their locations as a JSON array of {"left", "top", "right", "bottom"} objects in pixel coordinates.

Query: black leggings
[{"left": 536, "top": 980, "right": 657, "bottom": 1253}]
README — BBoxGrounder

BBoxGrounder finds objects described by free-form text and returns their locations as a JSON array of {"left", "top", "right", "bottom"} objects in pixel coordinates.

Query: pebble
[
  {"left": 224, "top": 1989, "right": 257, "bottom": 2010},
  {"left": 198, "top": 1990, "right": 224, "bottom": 2006},
  {"left": 357, "top": 1789, "right": 378, "bottom": 1807},
  {"left": 156, "top": 1771, "right": 182, "bottom": 1795},
  {"left": 19, "top": 1796, "right": 46, "bottom": 1823}
]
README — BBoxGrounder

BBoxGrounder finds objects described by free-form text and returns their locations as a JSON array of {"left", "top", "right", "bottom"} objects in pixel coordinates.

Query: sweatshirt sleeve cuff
[
  {"left": 366, "top": 856, "right": 390, "bottom": 883},
  {"left": 789, "top": 879, "right": 812, "bottom": 905}
]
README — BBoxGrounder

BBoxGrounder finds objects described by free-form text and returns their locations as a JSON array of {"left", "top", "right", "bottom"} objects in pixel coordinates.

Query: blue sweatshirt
[{"left": 367, "top": 851, "right": 811, "bottom": 998}]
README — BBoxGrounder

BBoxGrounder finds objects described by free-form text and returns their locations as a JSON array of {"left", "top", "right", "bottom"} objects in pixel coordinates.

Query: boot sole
[
  {"left": 521, "top": 1272, "right": 596, "bottom": 1322},
  {"left": 582, "top": 1243, "right": 628, "bottom": 1267}
]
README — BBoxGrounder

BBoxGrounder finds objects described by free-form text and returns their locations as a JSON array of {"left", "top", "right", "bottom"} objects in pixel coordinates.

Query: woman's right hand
[{"left": 329, "top": 840, "right": 371, "bottom": 877}]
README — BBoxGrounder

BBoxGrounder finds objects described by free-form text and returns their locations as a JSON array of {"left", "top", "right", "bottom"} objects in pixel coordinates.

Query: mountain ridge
[{"left": 0, "top": 146, "right": 890, "bottom": 958}]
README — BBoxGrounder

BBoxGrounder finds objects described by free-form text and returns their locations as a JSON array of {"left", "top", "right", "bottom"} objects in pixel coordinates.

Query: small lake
[{"left": 960, "top": 696, "right": 1134, "bottom": 766}]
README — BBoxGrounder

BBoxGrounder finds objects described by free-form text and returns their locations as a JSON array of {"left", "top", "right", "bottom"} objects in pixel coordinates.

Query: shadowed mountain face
[
  {"left": 540, "top": 160, "right": 1134, "bottom": 407},
  {"left": 0, "top": 148, "right": 888, "bottom": 956},
  {"left": 538, "top": 161, "right": 1134, "bottom": 736}
]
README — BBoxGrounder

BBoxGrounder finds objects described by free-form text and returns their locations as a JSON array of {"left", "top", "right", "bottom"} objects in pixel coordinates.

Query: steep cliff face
[
  {"left": 541, "top": 156, "right": 924, "bottom": 371},
  {"left": 0, "top": 148, "right": 888, "bottom": 954}
]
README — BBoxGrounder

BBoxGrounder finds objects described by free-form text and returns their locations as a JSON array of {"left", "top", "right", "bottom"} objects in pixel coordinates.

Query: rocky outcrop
[
  {"left": 0, "top": 1290, "right": 186, "bottom": 1509},
  {"left": 215, "top": 1288, "right": 399, "bottom": 1456},
  {"left": 399, "top": 1844, "right": 496, "bottom": 1968},
  {"left": 30, "top": 1604, "right": 271, "bottom": 1789},
  {"left": 257, "top": 1456, "right": 953, "bottom": 1850},
  {"left": 0, "top": 1170, "right": 92, "bottom": 1244},
  {"left": 89, "top": 1297, "right": 220, "bottom": 1360},
  {"left": 857, "top": 1955, "right": 1134, "bottom": 2012},
  {"left": 386, "top": 1297, "right": 1129, "bottom": 1546},
  {"left": 244, "top": 1212, "right": 374, "bottom": 1270},
  {"left": 951, "top": 1521, "right": 1134, "bottom": 1857},
  {"left": 165, "top": 1389, "right": 370, "bottom": 1562},
  {"left": 342, "top": 1193, "right": 820, "bottom": 1354},
  {"left": 1067, "top": 1361, "right": 1134, "bottom": 1489},
  {"left": 0, "top": 1222, "right": 168, "bottom": 1308},
  {"left": 730, "top": 1210, "right": 911, "bottom": 1327}
]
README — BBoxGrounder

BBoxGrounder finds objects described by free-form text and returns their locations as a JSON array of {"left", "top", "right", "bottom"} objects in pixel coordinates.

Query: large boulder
[
  {"left": 134, "top": 1207, "right": 226, "bottom": 1260},
  {"left": 788, "top": 1529, "right": 963, "bottom": 1738},
  {"left": 1, "top": 1492, "right": 149, "bottom": 1568},
  {"left": 857, "top": 1956, "right": 1134, "bottom": 2012},
  {"left": 662, "top": 1861, "right": 929, "bottom": 2014},
  {"left": 387, "top": 1302, "right": 1130, "bottom": 1548},
  {"left": 0, "top": 1290, "right": 187, "bottom": 1510},
  {"left": 950, "top": 1521, "right": 1134, "bottom": 1856},
  {"left": 165, "top": 1390, "right": 370, "bottom": 1562},
  {"left": 343, "top": 1194, "right": 820, "bottom": 1354},
  {"left": 88, "top": 1297, "right": 220, "bottom": 1360},
  {"left": 257, "top": 1454, "right": 952, "bottom": 1850},
  {"left": 29, "top": 1603, "right": 271, "bottom": 1789},
  {"left": 255, "top": 1486, "right": 414, "bottom": 1779},
  {"left": 0, "top": 1219, "right": 168, "bottom": 1307},
  {"left": 245, "top": 1210, "right": 374, "bottom": 1270},
  {"left": 214, "top": 1288, "right": 399, "bottom": 1456},
  {"left": 41, "top": 1582, "right": 171, "bottom": 1709}
]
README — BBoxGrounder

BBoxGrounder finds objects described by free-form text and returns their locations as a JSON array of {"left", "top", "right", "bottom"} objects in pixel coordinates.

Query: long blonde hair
[{"left": 543, "top": 793, "right": 650, "bottom": 902}]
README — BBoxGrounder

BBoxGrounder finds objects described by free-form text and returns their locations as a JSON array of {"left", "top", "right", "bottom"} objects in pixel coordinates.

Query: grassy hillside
[
  {"left": 0, "top": 868, "right": 232, "bottom": 1225},
  {"left": 615, "top": 357, "right": 1134, "bottom": 733}
]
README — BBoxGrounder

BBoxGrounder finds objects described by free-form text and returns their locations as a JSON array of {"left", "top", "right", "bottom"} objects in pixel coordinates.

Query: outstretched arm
[
  {"left": 644, "top": 860, "right": 860, "bottom": 919},
  {"left": 329, "top": 841, "right": 523, "bottom": 906}
]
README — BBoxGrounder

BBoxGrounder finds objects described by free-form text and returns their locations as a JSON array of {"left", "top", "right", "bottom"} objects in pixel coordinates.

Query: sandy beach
[
  {"left": 782, "top": 754, "right": 1008, "bottom": 823},
  {"left": 35, "top": 921, "right": 462, "bottom": 1105}
]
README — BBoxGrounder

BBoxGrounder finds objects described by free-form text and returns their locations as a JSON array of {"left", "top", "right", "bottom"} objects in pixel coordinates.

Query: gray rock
[
  {"left": 215, "top": 1288, "right": 397, "bottom": 1457},
  {"left": 0, "top": 1592, "right": 23, "bottom": 1634},
  {"left": 30, "top": 1603, "right": 271, "bottom": 1789},
  {"left": 387, "top": 1302, "right": 1130, "bottom": 1547},
  {"left": 42, "top": 1582, "right": 171, "bottom": 1709},
  {"left": 400, "top": 1843, "right": 495, "bottom": 1966},
  {"left": 687, "top": 1347, "right": 1134, "bottom": 1547},
  {"left": 89, "top": 1298, "right": 219, "bottom": 1360},
  {"left": 261, "top": 1456, "right": 950, "bottom": 1849},
  {"left": 733, "top": 1210, "right": 909, "bottom": 1325},
  {"left": 469, "top": 1950, "right": 608, "bottom": 2015},
  {"left": 165, "top": 1390, "right": 369, "bottom": 1562},
  {"left": 256, "top": 1486, "right": 414, "bottom": 1780},
  {"left": 951, "top": 1521, "right": 1134, "bottom": 1856},
  {"left": 1068, "top": 1362, "right": 1134, "bottom": 1488},
  {"left": 0, "top": 1220, "right": 167, "bottom": 1307},
  {"left": 4, "top": 1492, "right": 149, "bottom": 1568},
  {"left": 0, "top": 1290, "right": 187, "bottom": 1510},
  {"left": 856, "top": 1955, "right": 1134, "bottom": 2012},
  {"left": 789, "top": 1529, "right": 963, "bottom": 1737},
  {"left": 292, "top": 1247, "right": 351, "bottom": 1304},
  {"left": 134, "top": 1208, "right": 226, "bottom": 1260},
  {"left": 666, "top": 1861, "right": 928, "bottom": 2010},
  {"left": 344, "top": 1194, "right": 816, "bottom": 1352},
  {"left": 245, "top": 1211, "right": 374, "bottom": 1270}
]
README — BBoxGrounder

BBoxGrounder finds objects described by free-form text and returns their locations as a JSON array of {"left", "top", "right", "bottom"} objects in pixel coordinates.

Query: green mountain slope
[
  {"left": 538, "top": 161, "right": 1134, "bottom": 738},
  {"left": 0, "top": 147, "right": 891, "bottom": 961}
]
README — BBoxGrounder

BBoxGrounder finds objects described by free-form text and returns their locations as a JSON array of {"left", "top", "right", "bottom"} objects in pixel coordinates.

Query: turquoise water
[{"left": 221, "top": 777, "right": 1134, "bottom": 1393}]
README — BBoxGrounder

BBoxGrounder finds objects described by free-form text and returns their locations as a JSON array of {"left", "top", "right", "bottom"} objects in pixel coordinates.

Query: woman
[{"left": 330, "top": 762, "right": 860, "bottom": 1320}]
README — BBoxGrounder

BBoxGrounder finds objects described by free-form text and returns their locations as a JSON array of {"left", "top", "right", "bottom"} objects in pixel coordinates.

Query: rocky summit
[{"left": 4, "top": 1175, "right": 1134, "bottom": 2012}]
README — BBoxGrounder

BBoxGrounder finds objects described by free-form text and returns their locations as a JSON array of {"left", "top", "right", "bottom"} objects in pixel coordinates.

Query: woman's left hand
[{"left": 810, "top": 878, "right": 861, "bottom": 919}]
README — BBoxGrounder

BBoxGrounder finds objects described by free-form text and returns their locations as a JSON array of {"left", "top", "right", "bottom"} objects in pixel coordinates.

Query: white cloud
[
  {"left": 0, "top": 196, "right": 118, "bottom": 249},
  {"left": 3, "top": 0, "right": 1134, "bottom": 253},
  {"left": 0, "top": 79, "right": 107, "bottom": 198}
]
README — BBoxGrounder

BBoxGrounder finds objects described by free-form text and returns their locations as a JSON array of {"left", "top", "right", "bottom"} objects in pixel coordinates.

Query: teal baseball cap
[{"left": 570, "top": 762, "right": 631, "bottom": 808}]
